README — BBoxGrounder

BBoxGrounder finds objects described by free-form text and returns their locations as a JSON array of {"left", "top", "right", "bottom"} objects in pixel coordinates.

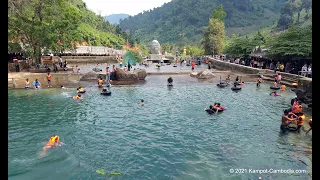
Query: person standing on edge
[
  {"left": 191, "top": 61, "right": 196, "bottom": 71},
  {"left": 47, "top": 72, "right": 52, "bottom": 87},
  {"left": 106, "top": 66, "right": 111, "bottom": 84},
  {"left": 58, "top": 56, "right": 62, "bottom": 68}
]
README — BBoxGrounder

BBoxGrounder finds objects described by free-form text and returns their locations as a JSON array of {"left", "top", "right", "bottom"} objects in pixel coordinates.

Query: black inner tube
[
  {"left": 270, "top": 86, "right": 280, "bottom": 90},
  {"left": 231, "top": 87, "right": 241, "bottom": 90},
  {"left": 101, "top": 92, "right": 111, "bottom": 95}
]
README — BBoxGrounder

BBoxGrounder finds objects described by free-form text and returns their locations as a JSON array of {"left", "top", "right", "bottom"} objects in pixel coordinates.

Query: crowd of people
[
  {"left": 281, "top": 98, "right": 311, "bottom": 134},
  {"left": 213, "top": 55, "right": 312, "bottom": 77}
]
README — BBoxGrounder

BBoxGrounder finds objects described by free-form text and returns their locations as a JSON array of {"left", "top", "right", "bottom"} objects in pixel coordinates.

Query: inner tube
[
  {"left": 217, "top": 83, "right": 228, "bottom": 87},
  {"left": 231, "top": 87, "right": 242, "bottom": 90},
  {"left": 78, "top": 91, "right": 86, "bottom": 93},
  {"left": 205, "top": 109, "right": 215, "bottom": 114},
  {"left": 186, "top": 64, "right": 190, "bottom": 66},
  {"left": 101, "top": 91, "right": 111, "bottom": 96},
  {"left": 173, "top": 65, "right": 177, "bottom": 67},
  {"left": 270, "top": 86, "right": 280, "bottom": 90},
  {"left": 167, "top": 84, "right": 173, "bottom": 86},
  {"left": 212, "top": 108, "right": 224, "bottom": 112}
]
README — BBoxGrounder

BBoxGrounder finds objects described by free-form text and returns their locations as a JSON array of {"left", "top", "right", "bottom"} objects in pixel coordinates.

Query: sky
[{"left": 82, "top": 0, "right": 172, "bottom": 16}]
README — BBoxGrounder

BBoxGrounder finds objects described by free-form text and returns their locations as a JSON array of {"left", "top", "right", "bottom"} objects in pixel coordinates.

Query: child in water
[
  {"left": 139, "top": 99, "right": 144, "bottom": 106},
  {"left": 270, "top": 91, "right": 280, "bottom": 96}
]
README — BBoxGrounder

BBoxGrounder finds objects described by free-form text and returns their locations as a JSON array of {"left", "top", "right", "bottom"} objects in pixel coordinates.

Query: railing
[
  {"left": 8, "top": 78, "right": 16, "bottom": 88},
  {"left": 298, "top": 71, "right": 312, "bottom": 77}
]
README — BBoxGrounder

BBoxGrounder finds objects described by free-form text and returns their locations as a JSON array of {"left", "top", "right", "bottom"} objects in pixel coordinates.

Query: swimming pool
[{"left": 8, "top": 80, "right": 312, "bottom": 179}]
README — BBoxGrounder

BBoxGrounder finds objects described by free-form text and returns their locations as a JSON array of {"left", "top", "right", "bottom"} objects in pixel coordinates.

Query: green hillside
[
  {"left": 119, "top": 0, "right": 286, "bottom": 44},
  {"left": 8, "top": 0, "right": 127, "bottom": 62}
]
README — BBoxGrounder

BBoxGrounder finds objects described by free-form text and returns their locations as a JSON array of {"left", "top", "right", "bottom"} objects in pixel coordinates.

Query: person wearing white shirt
[
  {"left": 307, "top": 65, "right": 312, "bottom": 78},
  {"left": 301, "top": 64, "right": 307, "bottom": 76}
]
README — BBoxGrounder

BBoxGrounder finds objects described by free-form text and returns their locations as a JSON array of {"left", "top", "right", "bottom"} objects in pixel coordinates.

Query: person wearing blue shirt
[{"left": 33, "top": 79, "right": 41, "bottom": 88}]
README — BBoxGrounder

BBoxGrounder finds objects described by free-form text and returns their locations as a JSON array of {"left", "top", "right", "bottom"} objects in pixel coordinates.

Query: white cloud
[{"left": 82, "top": 0, "right": 172, "bottom": 16}]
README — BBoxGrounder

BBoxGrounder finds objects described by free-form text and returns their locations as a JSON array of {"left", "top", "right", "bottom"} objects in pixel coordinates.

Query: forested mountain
[
  {"left": 104, "top": 14, "right": 130, "bottom": 24},
  {"left": 119, "top": 0, "right": 286, "bottom": 44}
]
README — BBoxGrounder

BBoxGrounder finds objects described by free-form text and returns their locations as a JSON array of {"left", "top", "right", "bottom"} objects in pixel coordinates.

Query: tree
[
  {"left": 266, "top": 24, "right": 311, "bottom": 57},
  {"left": 202, "top": 4, "right": 226, "bottom": 55},
  {"left": 8, "top": 0, "right": 81, "bottom": 63},
  {"left": 211, "top": 4, "right": 226, "bottom": 21}
]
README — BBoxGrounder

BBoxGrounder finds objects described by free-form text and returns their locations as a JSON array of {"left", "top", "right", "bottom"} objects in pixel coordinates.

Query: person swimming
[
  {"left": 25, "top": 78, "right": 30, "bottom": 89},
  {"left": 97, "top": 78, "right": 104, "bottom": 87},
  {"left": 77, "top": 87, "right": 85, "bottom": 93},
  {"left": 280, "top": 109, "right": 298, "bottom": 133},
  {"left": 101, "top": 88, "right": 108, "bottom": 93},
  {"left": 257, "top": 77, "right": 262, "bottom": 87},
  {"left": 40, "top": 135, "right": 60, "bottom": 156},
  {"left": 273, "top": 80, "right": 278, "bottom": 88},
  {"left": 212, "top": 103, "right": 226, "bottom": 113},
  {"left": 270, "top": 91, "right": 280, "bottom": 96},
  {"left": 156, "top": 63, "right": 161, "bottom": 68},
  {"left": 61, "top": 85, "right": 65, "bottom": 88},
  {"left": 226, "top": 75, "right": 231, "bottom": 83},
  {"left": 281, "top": 85, "right": 286, "bottom": 91},
  {"left": 167, "top": 77, "right": 173, "bottom": 85},
  {"left": 287, "top": 112, "right": 305, "bottom": 133},
  {"left": 73, "top": 94, "right": 82, "bottom": 100},
  {"left": 240, "top": 81, "right": 245, "bottom": 86},
  {"left": 139, "top": 99, "right": 144, "bottom": 106}
]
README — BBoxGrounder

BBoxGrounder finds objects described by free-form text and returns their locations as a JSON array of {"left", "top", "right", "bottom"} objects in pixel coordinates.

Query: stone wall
[
  {"left": 207, "top": 57, "right": 267, "bottom": 74},
  {"left": 62, "top": 56, "right": 119, "bottom": 64}
]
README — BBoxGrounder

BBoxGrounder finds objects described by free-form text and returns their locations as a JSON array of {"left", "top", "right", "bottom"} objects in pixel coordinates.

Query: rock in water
[
  {"left": 92, "top": 67, "right": 102, "bottom": 72},
  {"left": 190, "top": 70, "right": 215, "bottom": 79},
  {"left": 190, "top": 71, "right": 198, "bottom": 77},
  {"left": 115, "top": 68, "right": 147, "bottom": 81}
]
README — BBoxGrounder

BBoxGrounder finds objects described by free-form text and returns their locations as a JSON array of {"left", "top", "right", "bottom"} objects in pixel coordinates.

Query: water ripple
[{"left": 9, "top": 83, "right": 311, "bottom": 179}]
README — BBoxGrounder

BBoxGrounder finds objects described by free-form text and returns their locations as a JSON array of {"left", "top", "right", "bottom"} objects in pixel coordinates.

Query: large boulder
[
  {"left": 190, "top": 70, "right": 215, "bottom": 79},
  {"left": 295, "top": 78, "right": 312, "bottom": 107},
  {"left": 115, "top": 68, "right": 147, "bottom": 81}
]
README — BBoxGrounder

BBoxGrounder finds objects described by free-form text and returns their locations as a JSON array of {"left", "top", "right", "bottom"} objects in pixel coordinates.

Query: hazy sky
[{"left": 82, "top": 0, "right": 172, "bottom": 16}]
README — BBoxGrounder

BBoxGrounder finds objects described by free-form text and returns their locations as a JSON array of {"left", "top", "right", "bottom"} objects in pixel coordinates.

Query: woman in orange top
[
  {"left": 293, "top": 101, "right": 303, "bottom": 115},
  {"left": 47, "top": 73, "right": 52, "bottom": 87}
]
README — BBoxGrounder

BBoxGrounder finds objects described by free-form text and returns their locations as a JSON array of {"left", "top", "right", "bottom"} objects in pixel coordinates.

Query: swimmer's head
[
  {"left": 35, "top": 79, "right": 38, "bottom": 82},
  {"left": 141, "top": 99, "right": 144, "bottom": 102},
  {"left": 209, "top": 105, "right": 213, "bottom": 109},
  {"left": 78, "top": 94, "right": 81, "bottom": 97},
  {"left": 26, "top": 78, "right": 28, "bottom": 81},
  {"left": 284, "top": 109, "right": 289, "bottom": 114},
  {"left": 217, "top": 103, "right": 221, "bottom": 106}
]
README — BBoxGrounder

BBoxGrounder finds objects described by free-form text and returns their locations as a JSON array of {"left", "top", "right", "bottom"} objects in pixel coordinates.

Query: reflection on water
[{"left": 8, "top": 83, "right": 311, "bottom": 180}]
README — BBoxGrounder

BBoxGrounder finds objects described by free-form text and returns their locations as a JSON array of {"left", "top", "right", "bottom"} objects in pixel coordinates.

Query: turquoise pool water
[{"left": 8, "top": 81, "right": 312, "bottom": 179}]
